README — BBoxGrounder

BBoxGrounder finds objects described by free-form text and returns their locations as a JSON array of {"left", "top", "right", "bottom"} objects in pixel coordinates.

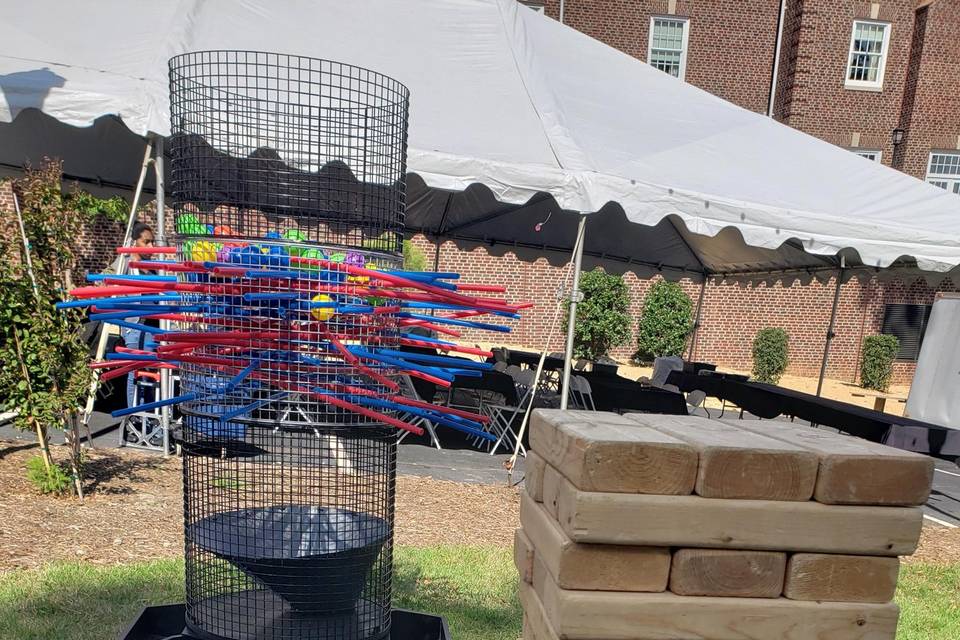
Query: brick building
[{"left": 526, "top": 0, "right": 960, "bottom": 186}]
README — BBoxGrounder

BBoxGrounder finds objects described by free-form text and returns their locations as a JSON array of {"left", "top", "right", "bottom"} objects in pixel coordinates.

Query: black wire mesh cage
[{"left": 168, "top": 51, "right": 410, "bottom": 640}]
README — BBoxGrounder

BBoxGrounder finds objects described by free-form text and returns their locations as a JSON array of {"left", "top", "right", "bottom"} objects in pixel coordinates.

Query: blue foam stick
[
  {"left": 89, "top": 306, "right": 205, "bottom": 321},
  {"left": 347, "top": 348, "right": 456, "bottom": 382},
  {"left": 397, "top": 312, "right": 511, "bottom": 333},
  {"left": 112, "top": 392, "right": 198, "bottom": 418},
  {"left": 107, "top": 320, "right": 167, "bottom": 335},
  {"left": 106, "top": 352, "right": 160, "bottom": 361},
  {"left": 56, "top": 294, "right": 179, "bottom": 309},
  {"left": 226, "top": 359, "right": 260, "bottom": 391},
  {"left": 396, "top": 333, "right": 457, "bottom": 348},
  {"left": 345, "top": 395, "right": 495, "bottom": 441},
  {"left": 385, "top": 270, "right": 460, "bottom": 281},
  {"left": 243, "top": 270, "right": 306, "bottom": 279},
  {"left": 371, "top": 349, "right": 492, "bottom": 371},
  {"left": 218, "top": 391, "right": 288, "bottom": 423},
  {"left": 242, "top": 292, "right": 301, "bottom": 302},
  {"left": 87, "top": 273, "right": 179, "bottom": 283}
]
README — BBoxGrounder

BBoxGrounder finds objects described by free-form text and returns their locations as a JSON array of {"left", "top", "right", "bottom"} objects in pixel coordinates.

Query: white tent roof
[{"left": 2, "top": 0, "right": 959, "bottom": 273}]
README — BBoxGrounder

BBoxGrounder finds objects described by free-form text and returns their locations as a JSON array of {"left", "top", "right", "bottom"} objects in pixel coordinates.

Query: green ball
[
  {"left": 176, "top": 214, "right": 200, "bottom": 234},
  {"left": 283, "top": 229, "right": 308, "bottom": 256}
]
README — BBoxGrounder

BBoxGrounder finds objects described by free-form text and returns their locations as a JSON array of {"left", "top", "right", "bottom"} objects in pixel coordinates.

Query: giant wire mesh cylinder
[{"left": 168, "top": 51, "right": 410, "bottom": 640}]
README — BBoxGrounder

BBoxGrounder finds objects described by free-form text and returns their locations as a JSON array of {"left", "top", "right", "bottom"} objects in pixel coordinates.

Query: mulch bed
[
  {"left": 1, "top": 438, "right": 955, "bottom": 571},
  {"left": 0, "top": 440, "right": 520, "bottom": 572}
]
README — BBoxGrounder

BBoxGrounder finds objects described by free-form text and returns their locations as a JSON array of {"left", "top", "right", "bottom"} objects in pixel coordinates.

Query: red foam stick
[
  {"left": 397, "top": 318, "right": 462, "bottom": 337},
  {"left": 90, "top": 360, "right": 142, "bottom": 369},
  {"left": 398, "top": 338, "right": 492, "bottom": 358},
  {"left": 136, "top": 371, "right": 161, "bottom": 381},
  {"left": 70, "top": 285, "right": 161, "bottom": 298},
  {"left": 129, "top": 261, "right": 207, "bottom": 273},
  {"left": 322, "top": 330, "right": 400, "bottom": 392},
  {"left": 116, "top": 247, "right": 177, "bottom": 254},
  {"left": 453, "top": 283, "right": 507, "bottom": 293},
  {"left": 290, "top": 256, "right": 520, "bottom": 313}
]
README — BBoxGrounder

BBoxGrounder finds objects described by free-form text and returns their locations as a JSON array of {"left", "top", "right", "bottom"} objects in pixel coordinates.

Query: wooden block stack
[{"left": 516, "top": 409, "right": 934, "bottom": 640}]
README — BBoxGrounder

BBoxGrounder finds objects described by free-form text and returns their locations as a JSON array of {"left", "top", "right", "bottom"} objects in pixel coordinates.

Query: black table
[
  {"left": 667, "top": 370, "right": 958, "bottom": 459},
  {"left": 577, "top": 371, "right": 688, "bottom": 415},
  {"left": 505, "top": 350, "right": 566, "bottom": 371},
  {"left": 448, "top": 370, "right": 519, "bottom": 407}
]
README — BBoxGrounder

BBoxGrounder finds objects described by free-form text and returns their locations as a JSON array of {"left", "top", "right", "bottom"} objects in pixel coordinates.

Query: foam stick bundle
[{"left": 62, "top": 231, "right": 529, "bottom": 441}]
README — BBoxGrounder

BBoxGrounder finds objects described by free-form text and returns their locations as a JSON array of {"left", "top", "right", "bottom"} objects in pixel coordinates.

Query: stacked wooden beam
[{"left": 516, "top": 409, "right": 934, "bottom": 640}]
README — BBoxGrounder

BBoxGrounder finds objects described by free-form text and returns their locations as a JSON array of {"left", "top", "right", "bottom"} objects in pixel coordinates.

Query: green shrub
[
  {"left": 752, "top": 328, "right": 789, "bottom": 384},
  {"left": 402, "top": 240, "right": 428, "bottom": 272},
  {"left": 635, "top": 281, "right": 694, "bottom": 361},
  {"left": 25, "top": 456, "right": 72, "bottom": 495},
  {"left": 860, "top": 334, "right": 900, "bottom": 392},
  {"left": 564, "top": 269, "right": 632, "bottom": 361}
]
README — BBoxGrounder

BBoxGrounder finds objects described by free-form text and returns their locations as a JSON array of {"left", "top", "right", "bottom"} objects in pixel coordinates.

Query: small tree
[
  {"left": 635, "top": 281, "right": 694, "bottom": 361},
  {"left": 860, "top": 334, "right": 900, "bottom": 392},
  {"left": 752, "top": 328, "right": 789, "bottom": 384},
  {"left": 0, "top": 159, "right": 124, "bottom": 498},
  {"left": 564, "top": 269, "right": 632, "bottom": 361}
]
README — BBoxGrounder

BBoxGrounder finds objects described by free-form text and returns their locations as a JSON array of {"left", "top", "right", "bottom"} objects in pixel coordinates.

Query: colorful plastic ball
[
  {"left": 345, "top": 251, "right": 365, "bottom": 268},
  {"left": 213, "top": 225, "right": 235, "bottom": 236},
  {"left": 176, "top": 213, "right": 200, "bottom": 234},
  {"left": 310, "top": 294, "right": 335, "bottom": 322},
  {"left": 329, "top": 252, "right": 346, "bottom": 263},
  {"left": 216, "top": 246, "right": 233, "bottom": 262},
  {"left": 190, "top": 240, "right": 219, "bottom": 262}
]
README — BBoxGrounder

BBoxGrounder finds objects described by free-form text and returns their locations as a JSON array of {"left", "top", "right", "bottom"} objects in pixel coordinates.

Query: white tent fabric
[{"left": 1, "top": 0, "right": 959, "bottom": 272}]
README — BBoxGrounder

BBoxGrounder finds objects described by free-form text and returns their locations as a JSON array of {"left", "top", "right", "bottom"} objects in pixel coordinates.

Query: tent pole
[
  {"left": 81, "top": 139, "right": 154, "bottom": 433},
  {"left": 688, "top": 276, "right": 708, "bottom": 361},
  {"left": 153, "top": 136, "right": 171, "bottom": 456},
  {"left": 816, "top": 257, "right": 845, "bottom": 397},
  {"left": 560, "top": 214, "right": 587, "bottom": 410}
]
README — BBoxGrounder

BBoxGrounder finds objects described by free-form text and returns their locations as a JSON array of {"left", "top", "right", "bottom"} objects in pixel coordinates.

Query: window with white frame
[
  {"left": 845, "top": 21, "right": 891, "bottom": 90},
  {"left": 648, "top": 17, "right": 689, "bottom": 80},
  {"left": 853, "top": 149, "right": 882, "bottom": 162},
  {"left": 926, "top": 152, "right": 960, "bottom": 194}
]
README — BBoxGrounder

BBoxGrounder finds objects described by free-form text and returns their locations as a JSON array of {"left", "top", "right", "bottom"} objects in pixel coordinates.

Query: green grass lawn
[{"left": 0, "top": 547, "right": 953, "bottom": 640}]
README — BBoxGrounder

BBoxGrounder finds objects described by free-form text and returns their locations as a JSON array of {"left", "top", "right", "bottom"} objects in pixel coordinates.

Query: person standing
[{"left": 103, "top": 222, "right": 156, "bottom": 407}]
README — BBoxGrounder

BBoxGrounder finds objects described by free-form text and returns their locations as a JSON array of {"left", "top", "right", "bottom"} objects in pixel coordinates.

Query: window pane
[
  {"left": 650, "top": 18, "right": 687, "bottom": 78},
  {"left": 847, "top": 22, "right": 886, "bottom": 84},
  {"left": 650, "top": 50, "right": 682, "bottom": 76},
  {"left": 930, "top": 153, "right": 960, "bottom": 176},
  {"left": 652, "top": 19, "right": 685, "bottom": 51},
  {"left": 929, "top": 180, "right": 949, "bottom": 190}
]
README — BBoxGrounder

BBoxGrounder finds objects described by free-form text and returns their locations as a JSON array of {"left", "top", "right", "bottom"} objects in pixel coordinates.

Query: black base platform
[{"left": 118, "top": 603, "right": 450, "bottom": 640}]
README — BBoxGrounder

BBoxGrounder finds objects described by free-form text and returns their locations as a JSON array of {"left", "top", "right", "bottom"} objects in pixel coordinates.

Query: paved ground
[{"left": 3, "top": 411, "right": 955, "bottom": 526}]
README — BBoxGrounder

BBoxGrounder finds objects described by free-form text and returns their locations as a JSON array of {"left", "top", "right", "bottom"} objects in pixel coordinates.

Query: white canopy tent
[{"left": 2, "top": 0, "right": 959, "bottom": 408}]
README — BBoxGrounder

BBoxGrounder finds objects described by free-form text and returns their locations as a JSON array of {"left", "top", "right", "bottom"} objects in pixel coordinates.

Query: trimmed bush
[
  {"left": 635, "top": 281, "right": 694, "bottom": 361},
  {"left": 565, "top": 269, "right": 632, "bottom": 361},
  {"left": 860, "top": 334, "right": 900, "bottom": 392},
  {"left": 752, "top": 328, "right": 789, "bottom": 384}
]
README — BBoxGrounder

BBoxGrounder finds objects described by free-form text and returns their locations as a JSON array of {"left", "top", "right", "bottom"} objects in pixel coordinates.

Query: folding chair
[
  {"left": 567, "top": 375, "right": 596, "bottom": 411},
  {"left": 396, "top": 374, "right": 443, "bottom": 449}
]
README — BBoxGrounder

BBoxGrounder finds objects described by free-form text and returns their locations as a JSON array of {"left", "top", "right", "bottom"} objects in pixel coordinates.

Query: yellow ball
[
  {"left": 311, "top": 294, "right": 335, "bottom": 322},
  {"left": 190, "top": 240, "right": 219, "bottom": 262}
]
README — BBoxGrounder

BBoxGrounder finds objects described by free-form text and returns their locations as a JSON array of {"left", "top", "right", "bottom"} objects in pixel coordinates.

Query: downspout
[
  {"left": 559, "top": 0, "right": 565, "bottom": 24},
  {"left": 767, "top": 0, "right": 787, "bottom": 117}
]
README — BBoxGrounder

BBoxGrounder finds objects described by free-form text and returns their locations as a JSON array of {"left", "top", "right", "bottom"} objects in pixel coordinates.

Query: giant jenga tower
[{"left": 516, "top": 410, "right": 934, "bottom": 640}]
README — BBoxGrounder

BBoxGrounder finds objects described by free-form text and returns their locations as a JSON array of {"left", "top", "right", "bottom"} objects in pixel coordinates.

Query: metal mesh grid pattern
[
  {"left": 182, "top": 421, "right": 396, "bottom": 640},
  {"left": 169, "top": 51, "right": 410, "bottom": 254},
  {"left": 167, "top": 51, "right": 410, "bottom": 640}
]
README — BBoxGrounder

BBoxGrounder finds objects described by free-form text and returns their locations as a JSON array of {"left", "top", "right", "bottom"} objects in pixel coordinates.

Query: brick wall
[
  {"left": 894, "top": 1, "right": 960, "bottom": 179},
  {"left": 538, "top": 0, "right": 782, "bottom": 114},
  {"left": 412, "top": 233, "right": 954, "bottom": 385},
  {"left": 774, "top": 0, "right": 917, "bottom": 165}
]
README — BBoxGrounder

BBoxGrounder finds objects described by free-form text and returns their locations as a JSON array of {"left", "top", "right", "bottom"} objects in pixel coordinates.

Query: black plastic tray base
[{"left": 118, "top": 603, "right": 450, "bottom": 640}]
